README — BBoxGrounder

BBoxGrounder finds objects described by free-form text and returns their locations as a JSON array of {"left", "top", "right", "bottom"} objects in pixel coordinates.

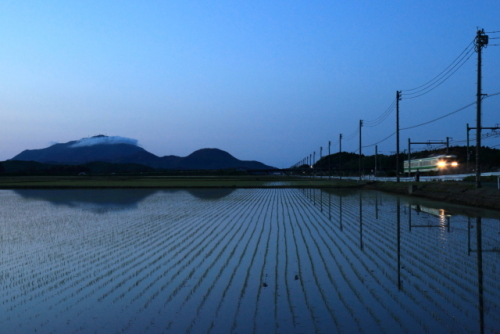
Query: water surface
[{"left": 1, "top": 188, "right": 499, "bottom": 333}]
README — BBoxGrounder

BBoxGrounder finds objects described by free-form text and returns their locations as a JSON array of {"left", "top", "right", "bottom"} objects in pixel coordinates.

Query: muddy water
[{"left": 0, "top": 188, "right": 498, "bottom": 333}]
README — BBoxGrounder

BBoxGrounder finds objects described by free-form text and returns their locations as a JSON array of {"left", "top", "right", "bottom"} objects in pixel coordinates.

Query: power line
[
  {"left": 362, "top": 132, "right": 396, "bottom": 149},
  {"left": 343, "top": 127, "right": 359, "bottom": 142},
  {"left": 401, "top": 101, "right": 475, "bottom": 131},
  {"left": 402, "top": 45, "right": 475, "bottom": 99},
  {"left": 359, "top": 91, "right": 500, "bottom": 150},
  {"left": 402, "top": 39, "right": 474, "bottom": 93},
  {"left": 364, "top": 99, "right": 396, "bottom": 127},
  {"left": 486, "top": 91, "right": 500, "bottom": 98},
  {"left": 401, "top": 90, "right": 500, "bottom": 130}
]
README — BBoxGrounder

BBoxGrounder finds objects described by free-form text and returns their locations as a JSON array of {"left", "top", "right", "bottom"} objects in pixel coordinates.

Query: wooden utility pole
[
  {"left": 475, "top": 28, "right": 488, "bottom": 189},
  {"left": 320, "top": 146, "right": 322, "bottom": 178},
  {"left": 359, "top": 120, "right": 363, "bottom": 181},
  {"left": 339, "top": 134, "right": 342, "bottom": 179},
  {"left": 328, "top": 141, "right": 331, "bottom": 179},
  {"left": 396, "top": 91, "right": 401, "bottom": 182}
]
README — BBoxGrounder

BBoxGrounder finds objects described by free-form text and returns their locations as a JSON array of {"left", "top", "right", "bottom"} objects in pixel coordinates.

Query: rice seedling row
[
  {"left": 302, "top": 188, "right": 498, "bottom": 332},
  {"left": 171, "top": 190, "right": 274, "bottom": 331},
  {"left": 1, "top": 189, "right": 499, "bottom": 333},
  {"left": 293, "top": 190, "right": 426, "bottom": 333},
  {"left": 297, "top": 193, "right": 415, "bottom": 333},
  {"left": 148, "top": 189, "right": 271, "bottom": 334},
  {"left": 322, "top": 193, "right": 486, "bottom": 326},
  {"left": 302, "top": 190, "right": 470, "bottom": 332},
  {"left": 123, "top": 189, "right": 264, "bottom": 332}
]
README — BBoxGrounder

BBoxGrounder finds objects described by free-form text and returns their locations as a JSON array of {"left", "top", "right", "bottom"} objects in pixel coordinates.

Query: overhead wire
[
  {"left": 486, "top": 91, "right": 500, "bottom": 98},
  {"left": 328, "top": 139, "right": 339, "bottom": 148},
  {"left": 296, "top": 33, "right": 499, "bottom": 163},
  {"left": 334, "top": 90, "right": 499, "bottom": 157},
  {"left": 360, "top": 91, "right": 500, "bottom": 150},
  {"left": 362, "top": 132, "right": 396, "bottom": 149},
  {"left": 364, "top": 99, "right": 396, "bottom": 127},
  {"left": 400, "top": 101, "right": 475, "bottom": 131},
  {"left": 401, "top": 39, "right": 474, "bottom": 93},
  {"left": 343, "top": 126, "right": 359, "bottom": 142},
  {"left": 401, "top": 44, "right": 475, "bottom": 99},
  {"left": 401, "top": 91, "right": 500, "bottom": 130}
]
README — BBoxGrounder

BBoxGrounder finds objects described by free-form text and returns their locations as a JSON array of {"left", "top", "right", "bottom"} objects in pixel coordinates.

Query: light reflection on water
[{"left": 0, "top": 188, "right": 499, "bottom": 333}]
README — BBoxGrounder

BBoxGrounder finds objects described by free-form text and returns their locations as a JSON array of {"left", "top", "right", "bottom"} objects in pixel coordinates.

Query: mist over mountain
[
  {"left": 11, "top": 135, "right": 275, "bottom": 170},
  {"left": 69, "top": 135, "right": 139, "bottom": 148}
]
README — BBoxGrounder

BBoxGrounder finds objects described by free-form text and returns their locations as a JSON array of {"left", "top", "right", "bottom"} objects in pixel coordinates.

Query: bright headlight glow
[
  {"left": 437, "top": 161, "right": 446, "bottom": 168},
  {"left": 451, "top": 162, "right": 458, "bottom": 167}
]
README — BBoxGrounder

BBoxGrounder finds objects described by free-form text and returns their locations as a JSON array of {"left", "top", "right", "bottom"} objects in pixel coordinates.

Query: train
[{"left": 403, "top": 155, "right": 459, "bottom": 174}]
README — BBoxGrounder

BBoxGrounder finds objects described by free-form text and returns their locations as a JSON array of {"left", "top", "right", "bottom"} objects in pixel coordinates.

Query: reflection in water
[
  {"left": 302, "top": 188, "right": 499, "bottom": 333},
  {"left": 408, "top": 204, "right": 451, "bottom": 232},
  {"left": 359, "top": 192, "right": 363, "bottom": 250},
  {"left": 13, "top": 188, "right": 236, "bottom": 213},
  {"left": 14, "top": 189, "right": 160, "bottom": 213},
  {"left": 410, "top": 204, "right": 451, "bottom": 228},
  {"left": 476, "top": 217, "right": 484, "bottom": 334},
  {"left": 339, "top": 194, "right": 343, "bottom": 231},
  {"left": 397, "top": 197, "right": 401, "bottom": 291},
  {"left": 327, "top": 192, "right": 330, "bottom": 219},
  {"left": 1, "top": 188, "right": 499, "bottom": 333},
  {"left": 186, "top": 188, "right": 235, "bottom": 200}
]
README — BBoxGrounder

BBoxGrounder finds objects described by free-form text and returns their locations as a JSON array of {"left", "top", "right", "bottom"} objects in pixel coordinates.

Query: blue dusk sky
[{"left": 1, "top": 1, "right": 499, "bottom": 168}]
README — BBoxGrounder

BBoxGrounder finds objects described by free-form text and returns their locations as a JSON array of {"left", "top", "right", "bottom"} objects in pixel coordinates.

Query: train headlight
[
  {"left": 437, "top": 161, "right": 446, "bottom": 168},
  {"left": 451, "top": 162, "right": 458, "bottom": 167}
]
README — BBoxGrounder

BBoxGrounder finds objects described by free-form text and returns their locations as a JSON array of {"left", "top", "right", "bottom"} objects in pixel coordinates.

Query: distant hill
[
  {"left": 11, "top": 135, "right": 275, "bottom": 170},
  {"left": 0, "top": 160, "right": 154, "bottom": 174}
]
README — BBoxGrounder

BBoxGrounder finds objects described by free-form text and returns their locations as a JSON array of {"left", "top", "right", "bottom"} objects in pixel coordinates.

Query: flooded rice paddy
[{"left": 0, "top": 188, "right": 499, "bottom": 333}]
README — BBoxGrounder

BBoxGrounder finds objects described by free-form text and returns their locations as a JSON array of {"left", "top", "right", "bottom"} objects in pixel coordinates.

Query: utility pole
[
  {"left": 313, "top": 151, "right": 316, "bottom": 176},
  {"left": 446, "top": 137, "right": 450, "bottom": 155},
  {"left": 328, "top": 141, "right": 331, "bottom": 180},
  {"left": 408, "top": 138, "right": 411, "bottom": 177},
  {"left": 320, "top": 146, "right": 323, "bottom": 178},
  {"left": 339, "top": 133, "right": 343, "bottom": 179},
  {"left": 467, "top": 124, "right": 499, "bottom": 174},
  {"left": 359, "top": 120, "right": 363, "bottom": 181},
  {"left": 396, "top": 91, "right": 401, "bottom": 182},
  {"left": 467, "top": 124, "right": 470, "bottom": 171},
  {"left": 309, "top": 154, "right": 312, "bottom": 176},
  {"left": 475, "top": 28, "right": 488, "bottom": 189},
  {"left": 375, "top": 145, "right": 378, "bottom": 178}
]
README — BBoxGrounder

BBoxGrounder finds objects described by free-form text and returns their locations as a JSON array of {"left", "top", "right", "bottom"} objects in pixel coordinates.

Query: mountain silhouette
[{"left": 11, "top": 135, "right": 275, "bottom": 170}]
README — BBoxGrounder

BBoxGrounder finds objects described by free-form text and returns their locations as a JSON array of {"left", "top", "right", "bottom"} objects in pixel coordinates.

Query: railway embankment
[{"left": 365, "top": 181, "right": 500, "bottom": 211}]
